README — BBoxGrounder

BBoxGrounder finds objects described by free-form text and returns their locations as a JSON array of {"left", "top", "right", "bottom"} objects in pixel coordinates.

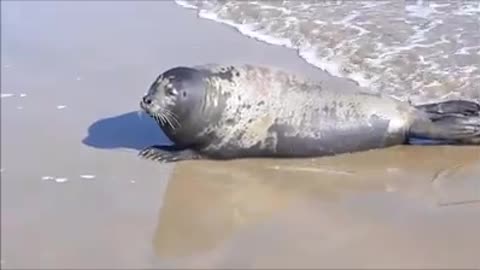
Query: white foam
[
  {"left": 418, "top": 55, "right": 426, "bottom": 64},
  {"left": 429, "top": 3, "right": 451, "bottom": 9},
  {"left": 1, "top": 93, "right": 14, "bottom": 98},
  {"left": 313, "top": 20, "right": 327, "bottom": 25},
  {"left": 298, "top": 45, "right": 373, "bottom": 87},
  {"left": 174, "top": 0, "right": 198, "bottom": 10},
  {"left": 175, "top": 1, "right": 375, "bottom": 88},
  {"left": 258, "top": 4, "right": 291, "bottom": 15},
  {"left": 423, "top": 80, "right": 442, "bottom": 88},
  {"left": 454, "top": 46, "right": 480, "bottom": 55},
  {"left": 80, "top": 174, "right": 96, "bottom": 179},
  {"left": 19, "top": 93, "right": 27, "bottom": 97},
  {"left": 191, "top": 5, "right": 378, "bottom": 89},
  {"left": 56, "top": 105, "right": 67, "bottom": 109},
  {"left": 405, "top": 1, "right": 438, "bottom": 18},
  {"left": 55, "top": 177, "right": 68, "bottom": 183},
  {"left": 42, "top": 176, "right": 68, "bottom": 183},
  {"left": 456, "top": 3, "right": 480, "bottom": 15},
  {"left": 298, "top": 45, "right": 339, "bottom": 76},
  {"left": 349, "top": 24, "right": 370, "bottom": 36},
  {"left": 198, "top": 9, "right": 294, "bottom": 48},
  {"left": 331, "top": 12, "right": 359, "bottom": 25},
  {"left": 368, "top": 2, "right": 389, "bottom": 8},
  {"left": 458, "top": 66, "right": 478, "bottom": 74}
]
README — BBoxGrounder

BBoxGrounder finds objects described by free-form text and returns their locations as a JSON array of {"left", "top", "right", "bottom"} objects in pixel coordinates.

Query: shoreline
[{"left": 174, "top": 0, "right": 370, "bottom": 89}]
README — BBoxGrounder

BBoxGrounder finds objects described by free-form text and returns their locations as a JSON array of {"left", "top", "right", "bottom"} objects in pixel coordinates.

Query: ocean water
[{"left": 175, "top": 0, "right": 479, "bottom": 104}]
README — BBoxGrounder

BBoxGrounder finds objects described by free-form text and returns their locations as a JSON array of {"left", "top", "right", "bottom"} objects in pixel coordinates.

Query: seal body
[{"left": 139, "top": 64, "right": 479, "bottom": 162}]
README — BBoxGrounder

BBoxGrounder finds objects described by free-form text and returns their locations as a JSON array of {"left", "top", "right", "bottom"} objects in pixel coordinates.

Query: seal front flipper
[{"left": 139, "top": 145, "right": 202, "bottom": 162}]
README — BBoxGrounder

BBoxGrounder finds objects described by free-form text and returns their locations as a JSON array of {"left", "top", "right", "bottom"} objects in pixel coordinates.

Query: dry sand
[{"left": 1, "top": 1, "right": 479, "bottom": 269}]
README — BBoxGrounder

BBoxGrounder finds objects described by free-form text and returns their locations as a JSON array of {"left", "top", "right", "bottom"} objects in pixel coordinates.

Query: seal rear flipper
[
  {"left": 409, "top": 99, "right": 480, "bottom": 145},
  {"left": 415, "top": 99, "right": 480, "bottom": 119},
  {"left": 408, "top": 115, "right": 480, "bottom": 145},
  {"left": 139, "top": 145, "right": 203, "bottom": 162}
]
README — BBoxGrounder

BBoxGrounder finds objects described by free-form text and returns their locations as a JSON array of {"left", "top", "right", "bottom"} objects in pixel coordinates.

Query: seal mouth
[
  {"left": 140, "top": 99, "right": 181, "bottom": 130},
  {"left": 139, "top": 100, "right": 150, "bottom": 114}
]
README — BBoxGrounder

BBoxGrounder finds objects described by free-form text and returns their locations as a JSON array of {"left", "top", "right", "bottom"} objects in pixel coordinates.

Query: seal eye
[
  {"left": 182, "top": 91, "right": 187, "bottom": 98},
  {"left": 165, "top": 87, "right": 176, "bottom": 96}
]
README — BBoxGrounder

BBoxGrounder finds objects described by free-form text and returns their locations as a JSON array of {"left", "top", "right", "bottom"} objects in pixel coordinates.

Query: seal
[{"left": 139, "top": 64, "right": 480, "bottom": 162}]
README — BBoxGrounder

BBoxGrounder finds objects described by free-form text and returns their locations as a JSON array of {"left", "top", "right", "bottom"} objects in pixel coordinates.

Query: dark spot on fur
[
  {"left": 322, "top": 105, "right": 329, "bottom": 113},
  {"left": 226, "top": 118, "right": 235, "bottom": 125},
  {"left": 248, "top": 119, "right": 254, "bottom": 123},
  {"left": 257, "top": 101, "right": 265, "bottom": 106},
  {"left": 209, "top": 68, "right": 234, "bottom": 82},
  {"left": 236, "top": 71, "right": 240, "bottom": 76},
  {"left": 236, "top": 130, "right": 246, "bottom": 141}
]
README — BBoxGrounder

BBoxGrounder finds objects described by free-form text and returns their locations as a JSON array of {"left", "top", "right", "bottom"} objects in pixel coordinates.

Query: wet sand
[{"left": 1, "top": 1, "right": 479, "bottom": 269}]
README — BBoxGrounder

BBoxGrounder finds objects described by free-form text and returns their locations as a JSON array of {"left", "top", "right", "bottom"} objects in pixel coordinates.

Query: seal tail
[{"left": 408, "top": 100, "right": 480, "bottom": 145}]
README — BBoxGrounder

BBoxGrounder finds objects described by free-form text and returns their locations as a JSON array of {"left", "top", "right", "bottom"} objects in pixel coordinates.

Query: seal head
[{"left": 140, "top": 67, "right": 207, "bottom": 147}]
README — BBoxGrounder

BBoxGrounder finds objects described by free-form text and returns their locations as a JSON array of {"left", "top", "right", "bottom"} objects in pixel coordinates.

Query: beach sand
[{"left": 1, "top": 1, "right": 479, "bottom": 268}]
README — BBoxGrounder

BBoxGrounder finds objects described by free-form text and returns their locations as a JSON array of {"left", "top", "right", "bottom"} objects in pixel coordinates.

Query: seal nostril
[{"left": 143, "top": 96, "right": 152, "bottom": 105}]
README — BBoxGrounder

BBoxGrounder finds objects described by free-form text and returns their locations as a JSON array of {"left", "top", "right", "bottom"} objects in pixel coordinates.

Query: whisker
[
  {"left": 166, "top": 113, "right": 179, "bottom": 129},
  {"left": 159, "top": 115, "right": 166, "bottom": 126},
  {"left": 159, "top": 115, "right": 167, "bottom": 126},
  {"left": 146, "top": 106, "right": 181, "bottom": 131},
  {"left": 164, "top": 113, "right": 176, "bottom": 129},
  {"left": 158, "top": 108, "right": 174, "bottom": 129},
  {"left": 154, "top": 114, "right": 164, "bottom": 126},
  {"left": 158, "top": 112, "right": 169, "bottom": 127},
  {"left": 163, "top": 109, "right": 181, "bottom": 129}
]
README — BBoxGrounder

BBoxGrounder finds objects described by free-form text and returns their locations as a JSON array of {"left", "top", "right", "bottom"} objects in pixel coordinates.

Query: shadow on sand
[{"left": 82, "top": 111, "right": 172, "bottom": 151}]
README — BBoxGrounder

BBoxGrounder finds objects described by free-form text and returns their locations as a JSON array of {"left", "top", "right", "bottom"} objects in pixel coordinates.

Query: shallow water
[{"left": 177, "top": 0, "right": 480, "bottom": 104}]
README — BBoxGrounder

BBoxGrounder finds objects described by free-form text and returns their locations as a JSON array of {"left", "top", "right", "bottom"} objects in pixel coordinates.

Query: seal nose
[{"left": 143, "top": 96, "right": 153, "bottom": 105}]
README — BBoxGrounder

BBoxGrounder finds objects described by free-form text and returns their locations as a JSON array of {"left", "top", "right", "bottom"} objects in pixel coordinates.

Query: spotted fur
[{"left": 140, "top": 64, "right": 421, "bottom": 161}]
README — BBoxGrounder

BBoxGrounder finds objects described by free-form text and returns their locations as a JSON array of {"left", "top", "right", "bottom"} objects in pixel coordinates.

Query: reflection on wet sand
[{"left": 153, "top": 146, "right": 479, "bottom": 268}]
